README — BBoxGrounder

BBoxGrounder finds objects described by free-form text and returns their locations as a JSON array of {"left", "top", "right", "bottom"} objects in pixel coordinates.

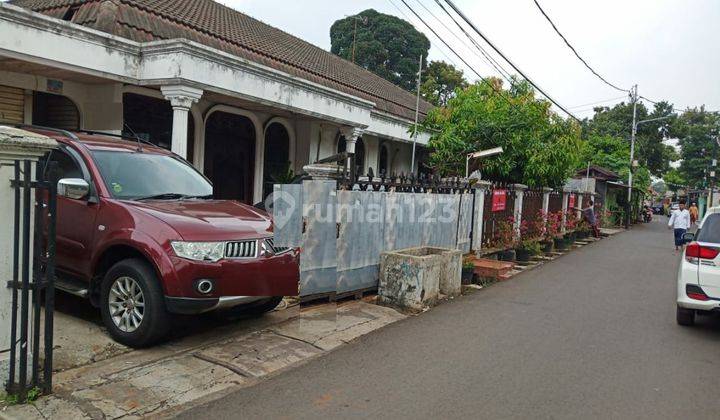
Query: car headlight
[{"left": 171, "top": 241, "right": 225, "bottom": 262}]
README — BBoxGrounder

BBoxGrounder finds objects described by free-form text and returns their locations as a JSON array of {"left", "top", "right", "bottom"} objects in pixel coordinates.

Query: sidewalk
[{"left": 1, "top": 300, "right": 405, "bottom": 419}]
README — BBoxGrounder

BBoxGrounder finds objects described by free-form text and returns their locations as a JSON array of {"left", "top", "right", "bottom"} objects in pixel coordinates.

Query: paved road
[{"left": 178, "top": 219, "right": 720, "bottom": 420}]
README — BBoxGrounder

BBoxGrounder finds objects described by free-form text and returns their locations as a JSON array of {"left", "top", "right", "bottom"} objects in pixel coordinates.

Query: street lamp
[{"left": 465, "top": 146, "right": 503, "bottom": 178}]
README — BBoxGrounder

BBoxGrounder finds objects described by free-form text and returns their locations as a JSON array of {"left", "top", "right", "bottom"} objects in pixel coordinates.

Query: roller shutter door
[{"left": 0, "top": 85, "right": 24, "bottom": 125}]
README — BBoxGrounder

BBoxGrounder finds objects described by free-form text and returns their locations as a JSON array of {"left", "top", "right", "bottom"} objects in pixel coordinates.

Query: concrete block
[{"left": 378, "top": 247, "right": 462, "bottom": 310}]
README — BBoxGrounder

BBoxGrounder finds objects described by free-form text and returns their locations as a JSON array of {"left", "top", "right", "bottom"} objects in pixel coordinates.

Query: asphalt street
[{"left": 178, "top": 218, "right": 720, "bottom": 420}]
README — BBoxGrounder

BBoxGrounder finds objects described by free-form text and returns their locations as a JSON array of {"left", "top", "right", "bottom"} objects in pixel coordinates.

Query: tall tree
[
  {"left": 582, "top": 101, "right": 678, "bottom": 177},
  {"left": 420, "top": 61, "right": 468, "bottom": 106},
  {"left": 674, "top": 108, "right": 720, "bottom": 188},
  {"left": 421, "top": 78, "right": 582, "bottom": 187},
  {"left": 330, "top": 9, "right": 430, "bottom": 91}
]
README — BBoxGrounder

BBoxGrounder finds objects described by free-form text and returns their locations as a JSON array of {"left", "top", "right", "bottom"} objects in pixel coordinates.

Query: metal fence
[
  {"left": 6, "top": 159, "right": 58, "bottom": 399},
  {"left": 481, "top": 183, "right": 515, "bottom": 248},
  {"left": 273, "top": 173, "right": 600, "bottom": 300},
  {"left": 521, "top": 189, "right": 544, "bottom": 225},
  {"left": 548, "top": 191, "right": 563, "bottom": 213},
  {"left": 274, "top": 179, "right": 476, "bottom": 299}
]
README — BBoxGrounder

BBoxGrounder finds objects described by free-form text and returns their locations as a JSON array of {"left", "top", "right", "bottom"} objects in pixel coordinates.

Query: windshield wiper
[{"left": 135, "top": 193, "right": 188, "bottom": 201}]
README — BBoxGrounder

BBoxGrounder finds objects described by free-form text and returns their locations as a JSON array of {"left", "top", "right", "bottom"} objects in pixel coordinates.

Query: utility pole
[
  {"left": 351, "top": 17, "right": 358, "bottom": 63},
  {"left": 348, "top": 15, "right": 367, "bottom": 64},
  {"left": 625, "top": 84, "right": 638, "bottom": 228},
  {"left": 410, "top": 54, "right": 423, "bottom": 175}
]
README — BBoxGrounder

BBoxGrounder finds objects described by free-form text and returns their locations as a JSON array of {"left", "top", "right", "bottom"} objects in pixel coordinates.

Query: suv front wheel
[{"left": 100, "top": 258, "right": 170, "bottom": 347}]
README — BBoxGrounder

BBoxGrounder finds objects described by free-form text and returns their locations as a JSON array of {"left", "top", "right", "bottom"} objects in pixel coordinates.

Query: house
[
  {"left": 0, "top": 0, "right": 433, "bottom": 204},
  {"left": 571, "top": 165, "right": 621, "bottom": 207}
]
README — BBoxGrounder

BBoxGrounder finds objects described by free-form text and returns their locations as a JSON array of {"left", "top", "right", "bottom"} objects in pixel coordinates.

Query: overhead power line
[
  {"left": 395, "top": 0, "right": 516, "bottom": 106},
  {"left": 417, "top": 0, "right": 514, "bottom": 84},
  {"left": 568, "top": 95, "right": 628, "bottom": 110},
  {"left": 532, "top": 0, "right": 628, "bottom": 93},
  {"left": 441, "top": 0, "right": 580, "bottom": 122}
]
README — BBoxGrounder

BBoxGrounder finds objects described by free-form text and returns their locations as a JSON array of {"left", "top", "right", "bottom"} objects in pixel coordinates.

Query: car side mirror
[
  {"left": 682, "top": 232, "right": 695, "bottom": 243},
  {"left": 58, "top": 178, "right": 90, "bottom": 200}
]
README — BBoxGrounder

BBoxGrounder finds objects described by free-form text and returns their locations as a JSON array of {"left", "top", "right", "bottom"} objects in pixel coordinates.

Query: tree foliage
[
  {"left": 421, "top": 79, "right": 582, "bottom": 187},
  {"left": 330, "top": 9, "right": 430, "bottom": 91},
  {"left": 582, "top": 101, "right": 678, "bottom": 178},
  {"left": 420, "top": 61, "right": 468, "bottom": 106},
  {"left": 674, "top": 108, "right": 720, "bottom": 189}
]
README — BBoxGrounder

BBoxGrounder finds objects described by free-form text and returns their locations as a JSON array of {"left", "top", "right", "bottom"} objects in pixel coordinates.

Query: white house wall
[{"left": 0, "top": 4, "right": 429, "bottom": 147}]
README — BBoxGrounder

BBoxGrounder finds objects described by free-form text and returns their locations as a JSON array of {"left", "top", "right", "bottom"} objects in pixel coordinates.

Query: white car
[{"left": 677, "top": 207, "right": 720, "bottom": 325}]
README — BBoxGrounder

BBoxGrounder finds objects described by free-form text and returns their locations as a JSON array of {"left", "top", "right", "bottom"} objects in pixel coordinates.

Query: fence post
[
  {"left": 472, "top": 180, "right": 491, "bottom": 254},
  {"left": 541, "top": 187, "right": 553, "bottom": 215},
  {"left": 511, "top": 184, "right": 527, "bottom": 236},
  {"left": 561, "top": 187, "right": 572, "bottom": 234},
  {"left": 576, "top": 192, "right": 584, "bottom": 220},
  {"left": 0, "top": 127, "right": 57, "bottom": 393}
]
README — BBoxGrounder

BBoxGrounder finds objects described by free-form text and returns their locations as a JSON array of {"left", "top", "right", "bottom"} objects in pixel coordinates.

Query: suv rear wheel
[
  {"left": 100, "top": 258, "right": 170, "bottom": 347},
  {"left": 676, "top": 306, "right": 696, "bottom": 326}
]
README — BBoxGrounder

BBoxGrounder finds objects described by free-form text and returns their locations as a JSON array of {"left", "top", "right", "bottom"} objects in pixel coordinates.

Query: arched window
[{"left": 263, "top": 122, "right": 290, "bottom": 198}]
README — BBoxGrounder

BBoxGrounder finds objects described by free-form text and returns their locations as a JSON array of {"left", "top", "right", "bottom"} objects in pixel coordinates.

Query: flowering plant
[
  {"left": 545, "top": 211, "right": 563, "bottom": 240},
  {"left": 492, "top": 216, "right": 517, "bottom": 249},
  {"left": 565, "top": 210, "right": 578, "bottom": 231}
]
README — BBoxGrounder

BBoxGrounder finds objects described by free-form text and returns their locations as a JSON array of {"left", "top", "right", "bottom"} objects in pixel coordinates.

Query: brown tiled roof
[{"left": 9, "top": 0, "right": 432, "bottom": 121}]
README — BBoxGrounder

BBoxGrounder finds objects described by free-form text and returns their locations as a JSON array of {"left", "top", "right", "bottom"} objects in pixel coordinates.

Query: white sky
[{"left": 219, "top": 0, "right": 720, "bottom": 118}]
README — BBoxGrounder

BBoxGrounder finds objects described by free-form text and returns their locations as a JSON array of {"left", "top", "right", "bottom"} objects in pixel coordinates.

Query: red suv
[{"left": 29, "top": 127, "right": 299, "bottom": 347}]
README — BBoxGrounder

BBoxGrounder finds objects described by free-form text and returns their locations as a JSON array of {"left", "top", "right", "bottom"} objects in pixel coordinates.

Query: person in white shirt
[{"left": 668, "top": 200, "right": 691, "bottom": 251}]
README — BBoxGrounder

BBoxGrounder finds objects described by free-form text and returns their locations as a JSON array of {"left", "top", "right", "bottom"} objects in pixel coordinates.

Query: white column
[
  {"left": 512, "top": 184, "right": 527, "bottom": 236},
  {"left": 161, "top": 85, "right": 203, "bottom": 159},
  {"left": 561, "top": 187, "right": 571, "bottom": 234},
  {"left": 473, "top": 180, "right": 491, "bottom": 255},
  {"left": 0, "top": 127, "right": 58, "bottom": 379},
  {"left": 541, "top": 187, "right": 553, "bottom": 215},
  {"left": 576, "top": 194, "right": 584, "bottom": 220},
  {"left": 340, "top": 126, "right": 365, "bottom": 173}
]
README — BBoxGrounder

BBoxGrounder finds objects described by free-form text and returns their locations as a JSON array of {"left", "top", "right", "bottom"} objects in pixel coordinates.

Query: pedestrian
[
  {"left": 668, "top": 200, "right": 691, "bottom": 252},
  {"left": 573, "top": 199, "right": 600, "bottom": 238},
  {"left": 689, "top": 202, "right": 699, "bottom": 226}
]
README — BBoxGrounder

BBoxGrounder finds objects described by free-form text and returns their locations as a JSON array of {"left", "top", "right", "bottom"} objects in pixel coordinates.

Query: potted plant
[
  {"left": 494, "top": 217, "right": 517, "bottom": 261},
  {"left": 564, "top": 210, "right": 578, "bottom": 244},
  {"left": 515, "top": 238, "right": 541, "bottom": 262},
  {"left": 546, "top": 211, "right": 565, "bottom": 251},
  {"left": 461, "top": 258, "right": 475, "bottom": 285}
]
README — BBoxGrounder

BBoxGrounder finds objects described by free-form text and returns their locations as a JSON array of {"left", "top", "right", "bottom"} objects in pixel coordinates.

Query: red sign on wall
[
  {"left": 492, "top": 189, "right": 507, "bottom": 212},
  {"left": 568, "top": 194, "right": 576, "bottom": 210}
]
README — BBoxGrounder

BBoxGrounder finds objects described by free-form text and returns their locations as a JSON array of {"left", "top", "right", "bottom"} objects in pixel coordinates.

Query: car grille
[
  {"left": 225, "top": 240, "right": 257, "bottom": 258},
  {"left": 264, "top": 238, "right": 291, "bottom": 255}
]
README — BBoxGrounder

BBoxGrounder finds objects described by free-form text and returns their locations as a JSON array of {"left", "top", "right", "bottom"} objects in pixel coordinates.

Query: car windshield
[{"left": 92, "top": 151, "right": 213, "bottom": 200}]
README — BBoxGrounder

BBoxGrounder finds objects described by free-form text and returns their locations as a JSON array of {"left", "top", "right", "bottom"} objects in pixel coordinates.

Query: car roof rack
[
  {"left": 75, "top": 129, "right": 155, "bottom": 147},
  {"left": 14, "top": 124, "right": 80, "bottom": 141}
]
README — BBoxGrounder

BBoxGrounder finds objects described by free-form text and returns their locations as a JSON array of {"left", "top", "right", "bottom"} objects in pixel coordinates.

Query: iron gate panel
[
  {"left": 337, "top": 190, "right": 385, "bottom": 294},
  {"left": 299, "top": 180, "right": 337, "bottom": 297},
  {"left": 6, "top": 158, "right": 57, "bottom": 400},
  {"left": 272, "top": 184, "right": 303, "bottom": 248}
]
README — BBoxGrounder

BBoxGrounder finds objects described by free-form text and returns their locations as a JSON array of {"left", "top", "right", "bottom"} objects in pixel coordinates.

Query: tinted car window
[
  {"left": 697, "top": 214, "right": 720, "bottom": 243},
  {"left": 91, "top": 151, "right": 212, "bottom": 200},
  {"left": 46, "top": 149, "right": 82, "bottom": 180}
]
